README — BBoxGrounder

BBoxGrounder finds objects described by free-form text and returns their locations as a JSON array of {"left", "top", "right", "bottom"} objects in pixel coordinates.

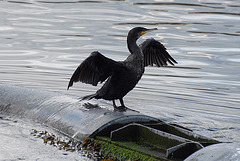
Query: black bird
[{"left": 67, "top": 27, "right": 177, "bottom": 111}]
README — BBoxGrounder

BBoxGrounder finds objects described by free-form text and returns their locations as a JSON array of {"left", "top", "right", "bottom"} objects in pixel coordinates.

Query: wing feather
[
  {"left": 67, "top": 51, "right": 122, "bottom": 89},
  {"left": 140, "top": 38, "right": 177, "bottom": 67}
]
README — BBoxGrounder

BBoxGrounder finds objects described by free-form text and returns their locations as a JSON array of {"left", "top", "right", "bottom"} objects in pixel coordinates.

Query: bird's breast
[{"left": 125, "top": 59, "right": 144, "bottom": 82}]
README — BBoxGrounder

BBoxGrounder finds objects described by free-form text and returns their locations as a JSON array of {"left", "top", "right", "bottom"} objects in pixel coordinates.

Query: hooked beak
[{"left": 141, "top": 28, "right": 158, "bottom": 35}]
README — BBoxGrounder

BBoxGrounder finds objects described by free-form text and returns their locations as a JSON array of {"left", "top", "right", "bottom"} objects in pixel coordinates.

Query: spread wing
[
  {"left": 140, "top": 38, "right": 177, "bottom": 67},
  {"left": 67, "top": 51, "right": 122, "bottom": 89}
]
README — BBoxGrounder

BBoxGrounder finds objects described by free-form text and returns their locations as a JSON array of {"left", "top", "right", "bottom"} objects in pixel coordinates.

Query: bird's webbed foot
[
  {"left": 112, "top": 99, "right": 139, "bottom": 112},
  {"left": 113, "top": 99, "right": 127, "bottom": 112},
  {"left": 114, "top": 106, "right": 139, "bottom": 112},
  {"left": 114, "top": 105, "right": 128, "bottom": 112}
]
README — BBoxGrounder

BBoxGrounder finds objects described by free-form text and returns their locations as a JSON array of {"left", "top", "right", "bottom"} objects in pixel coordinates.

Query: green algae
[{"left": 96, "top": 137, "right": 169, "bottom": 161}]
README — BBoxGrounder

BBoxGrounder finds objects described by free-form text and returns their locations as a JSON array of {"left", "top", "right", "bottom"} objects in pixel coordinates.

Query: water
[
  {"left": 1, "top": 0, "right": 240, "bottom": 159},
  {"left": 0, "top": 114, "right": 91, "bottom": 160}
]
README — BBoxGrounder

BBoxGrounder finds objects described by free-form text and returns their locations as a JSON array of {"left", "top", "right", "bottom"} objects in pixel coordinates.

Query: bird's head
[{"left": 128, "top": 27, "right": 158, "bottom": 40}]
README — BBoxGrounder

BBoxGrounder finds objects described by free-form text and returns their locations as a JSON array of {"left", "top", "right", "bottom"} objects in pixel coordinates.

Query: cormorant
[{"left": 67, "top": 27, "right": 177, "bottom": 111}]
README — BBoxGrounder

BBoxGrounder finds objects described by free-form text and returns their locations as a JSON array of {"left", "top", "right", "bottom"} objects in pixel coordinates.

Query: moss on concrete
[{"left": 96, "top": 137, "right": 169, "bottom": 161}]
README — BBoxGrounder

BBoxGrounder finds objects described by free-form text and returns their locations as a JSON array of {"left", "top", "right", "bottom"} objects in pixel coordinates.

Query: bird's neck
[{"left": 127, "top": 37, "right": 141, "bottom": 55}]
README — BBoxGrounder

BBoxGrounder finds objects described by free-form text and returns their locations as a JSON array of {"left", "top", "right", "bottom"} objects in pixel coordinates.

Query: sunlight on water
[{"left": 0, "top": 0, "right": 240, "bottom": 158}]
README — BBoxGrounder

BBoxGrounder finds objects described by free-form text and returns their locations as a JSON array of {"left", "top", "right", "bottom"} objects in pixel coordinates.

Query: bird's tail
[{"left": 81, "top": 93, "right": 98, "bottom": 100}]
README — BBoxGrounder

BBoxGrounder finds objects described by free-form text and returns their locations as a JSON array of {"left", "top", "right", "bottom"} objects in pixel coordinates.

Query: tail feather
[{"left": 81, "top": 93, "right": 98, "bottom": 100}]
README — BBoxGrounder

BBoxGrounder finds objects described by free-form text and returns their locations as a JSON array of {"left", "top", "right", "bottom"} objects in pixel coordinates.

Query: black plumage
[{"left": 67, "top": 27, "right": 177, "bottom": 111}]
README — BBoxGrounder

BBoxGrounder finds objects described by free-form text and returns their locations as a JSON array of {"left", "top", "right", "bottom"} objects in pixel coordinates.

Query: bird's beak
[{"left": 141, "top": 28, "right": 158, "bottom": 35}]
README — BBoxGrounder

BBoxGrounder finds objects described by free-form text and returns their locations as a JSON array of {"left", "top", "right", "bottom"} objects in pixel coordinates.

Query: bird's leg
[
  {"left": 113, "top": 98, "right": 126, "bottom": 112},
  {"left": 119, "top": 98, "right": 139, "bottom": 113},
  {"left": 113, "top": 98, "right": 139, "bottom": 112},
  {"left": 112, "top": 100, "right": 117, "bottom": 109},
  {"left": 114, "top": 98, "right": 127, "bottom": 111},
  {"left": 119, "top": 98, "right": 126, "bottom": 108}
]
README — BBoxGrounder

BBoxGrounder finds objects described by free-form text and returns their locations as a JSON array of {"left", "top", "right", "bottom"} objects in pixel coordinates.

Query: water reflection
[
  {"left": 189, "top": 11, "right": 240, "bottom": 16},
  {"left": 115, "top": 22, "right": 210, "bottom": 25},
  {"left": 7, "top": 0, "right": 107, "bottom": 4},
  {"left": 7, "top": 0, "right": 126, "bottom": 3},
  {"left": 60, "top": 34, "right": 93, "bottom": 37},
  {"left": 188, "top": 31, "right": 240, "bottom": 36},
  {"left": 133, "top": 2, "right": 225, "bottom": 9},
  {"left": 7, "top": 1, "right": 33, "bottom": 4}
]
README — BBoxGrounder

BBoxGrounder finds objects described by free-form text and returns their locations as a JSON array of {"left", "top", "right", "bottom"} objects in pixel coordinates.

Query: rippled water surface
[{"left": 1, "top": 0, "right": 240, "bottom": 158}]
